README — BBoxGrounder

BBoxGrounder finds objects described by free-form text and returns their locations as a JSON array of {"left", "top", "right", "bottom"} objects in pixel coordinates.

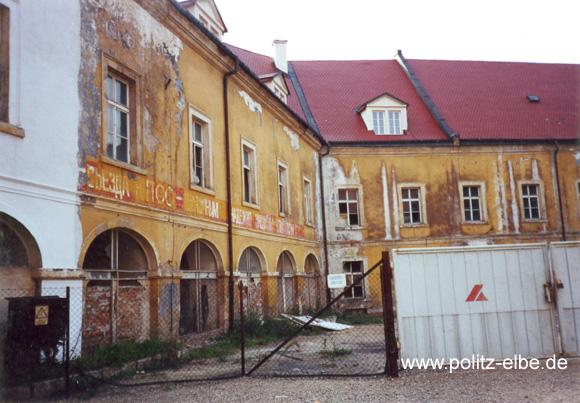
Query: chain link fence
[
  {"left": 243, "top": 256, "right": 397, "bottom": 377},
  {"left": 1, "top": 254, "right": 398, "bottom": 399}
]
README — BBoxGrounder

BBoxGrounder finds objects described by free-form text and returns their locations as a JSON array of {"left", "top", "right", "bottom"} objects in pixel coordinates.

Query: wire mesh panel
[
  {"left": 1, "top": 254, "right": 396, "bottom": 398},
  {"left": 82, "top": 279, "right": 240, "bottom": 386},
  {"left": 244, "top": 258, "right": 393, "bottom": 377}
]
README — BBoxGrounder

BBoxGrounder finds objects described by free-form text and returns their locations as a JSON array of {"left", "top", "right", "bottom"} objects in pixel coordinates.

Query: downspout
[
  {"left": 553, "top": 141, "right": 566, "bottom": 241},
  {"left": 318, "top": 144, "right": 332, "bottom": 305},
  {"left": 224, "top": 57, "right": 239, "bottom": 331}
]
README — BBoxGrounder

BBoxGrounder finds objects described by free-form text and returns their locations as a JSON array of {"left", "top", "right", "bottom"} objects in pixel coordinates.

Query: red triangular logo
[
  {"left": 466, "top": 284, "right": 488, "bottom": 302},
  {"left": 475, "top": 292, "right": 488, "bottom": 301}
]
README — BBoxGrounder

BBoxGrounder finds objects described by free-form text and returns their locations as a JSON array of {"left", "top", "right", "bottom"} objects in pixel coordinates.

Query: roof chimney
[{"left": 273, "top": 40, "right": 288, "bottom": 74}]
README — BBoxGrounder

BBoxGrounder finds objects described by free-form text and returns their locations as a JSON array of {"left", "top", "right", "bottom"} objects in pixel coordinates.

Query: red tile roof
[
  {"left": 226, "top": 43, "right": 580, "bottom": 143},
  {"left": 290, "top": 60, "right": 447, "bottom": 142},
  {"left": 408, "top": 60, "right": 580, "bottom": 141},
  {"left": 226, "top": 43, "right": 278, "bottom": 77},
  {"left": 226, "top": 43, "right": 308, "bottom": 122}
]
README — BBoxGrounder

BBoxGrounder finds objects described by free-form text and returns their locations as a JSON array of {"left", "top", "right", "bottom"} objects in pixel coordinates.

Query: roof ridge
[
  {"left": 396, "top": 51, "right": 458, "bottom": 143},
  {"left": 287, "top": 62, "right": 319, "bottom": 132}
]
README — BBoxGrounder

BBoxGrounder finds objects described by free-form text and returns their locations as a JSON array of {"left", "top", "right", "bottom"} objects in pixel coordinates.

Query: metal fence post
[
  {"left": 239, "top": 281, "right": 245, "bottom": 376},
  {"left": 170, "top": 282, "right": 174, "bottom": 338},
  {"left": 65, "top": 286, "right": 70, "bottom": 399},
  {"left": 381, "top": 251, "right": 399, "bottom": 377}
]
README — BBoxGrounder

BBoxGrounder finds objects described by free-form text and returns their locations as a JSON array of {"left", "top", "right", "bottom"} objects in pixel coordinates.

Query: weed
[
  {"left": 336, "top": 312, "right": 383, "bottom": 325},
  {"left": 73, "top": 339, "right": 182, "bottom": 372},
  {"left": 186, "top": 342, "right": 237, "bottom": 360},
  {"left": 320, "top": 338, "right": 352, "bottom": 360}
]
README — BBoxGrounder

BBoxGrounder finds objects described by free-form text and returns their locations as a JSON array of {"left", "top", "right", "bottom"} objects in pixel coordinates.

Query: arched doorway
[
  {"left": 82, "top": 228, "right": 151, "bottom": 351},
  {"left": 0, "top": 212, "right": 41, "bottom": 290},
  {"left": 303, "top": 254, "right": 322, "bottom": 311},
  {"left": 0, "top": 213, "right": 41, "bottom": 363},
  {"left": 238, "top": 247, "right": 263, "bottom": 318},
  {"left": 276, "top": 251, "right": 295, "bottom": 314},
  {"left": 179, "top": 240, "right": 219, "bottom": 335}
]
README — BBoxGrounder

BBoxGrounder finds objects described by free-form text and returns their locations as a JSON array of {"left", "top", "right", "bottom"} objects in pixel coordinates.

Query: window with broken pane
[{"left": 338, "top": 188, "right": 360, "bottom": 226}]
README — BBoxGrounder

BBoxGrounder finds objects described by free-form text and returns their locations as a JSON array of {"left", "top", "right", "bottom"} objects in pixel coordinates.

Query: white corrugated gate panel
[
  {"left": 551, "top": 242, "right": 580, "bottom": 356},
  {"left": 393, "top": 244, "right": 556, "bottom": 364}
]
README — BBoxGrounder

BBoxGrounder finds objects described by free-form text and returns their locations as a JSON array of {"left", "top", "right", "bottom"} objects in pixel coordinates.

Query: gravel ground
[{"left": 62, "top": 356, "right": 579, "bottom": 402}]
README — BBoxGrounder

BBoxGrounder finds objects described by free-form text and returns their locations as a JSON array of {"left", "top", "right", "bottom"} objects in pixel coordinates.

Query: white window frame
[
  {"left": 189, "top": 105, "right": 214, "bottom": 191},
  {"left": 241, "top": 139, "right": 258, "bottom": 207},
  {"left": 343, "top": 260, "right": 365, "bottom": 299},
  {"left": 360, "top": 95, "right": 408, "bottom": 136},
  {"left": 303, "top": 176, "right": 314, "bottom": 226},
  {"left": 101, "top": 54, "right": 142, "bottom": 170},
  {"left": 459, "top": 182, "right": 487, "bottom": 223},
  {"left": 519, "top": 181, "right": 545, "bottom": 221},
  {"left": 277, "top": 160, "right": 289, "bottom": 216},
  {"left": 337, "top": 187, "right": 362, "bottom": 227},
  {"left": 372, "top": 111, "right": 385, "bottom": 134},
  {"left": 388, "top": 111, "right": 401, "bottom": 134},
  {"left": 398, "top": 183, "right": 427, "bottom": 226},
  {"left": 106, "top": 74, "right": 130, "bottom": 163}
]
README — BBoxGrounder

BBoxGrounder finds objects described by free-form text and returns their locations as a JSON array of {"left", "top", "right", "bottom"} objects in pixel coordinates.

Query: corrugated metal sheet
[
  {"left": 393, "top": 244, "right": 557, "bottom": 363},
  {"left": 551, "top": 242, "right": 580, "bottom": 356}
]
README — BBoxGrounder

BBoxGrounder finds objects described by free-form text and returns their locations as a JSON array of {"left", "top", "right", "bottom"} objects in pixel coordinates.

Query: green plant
[
  {"left": 320, "top": 338, "right": 352, "bottom": 360},
  {"left": 73, "top": 339, "right": 182, "bottom": 372},
  {"left": 186, "top": 342, "right": 237, "bottom": 360},
  {"left": 336, "top": 312, "right": 383, "bottom": 325}
]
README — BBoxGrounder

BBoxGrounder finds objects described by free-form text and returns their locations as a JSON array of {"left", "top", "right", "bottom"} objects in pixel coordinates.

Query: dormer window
[
  {"left": 260, "top": 73, "right": 289, "bottom": 104},
  {"left": 388, "top": 111, "right": 401, "bottom": 134},
  {"left": 357, "top": 93, "right": 408, "bottom": 136},
  {"left": 181, "top": 0, "right": 228, "bottom": 40},
  {"left": 372, "top": 111, "right": 385, "bottom": 134}
]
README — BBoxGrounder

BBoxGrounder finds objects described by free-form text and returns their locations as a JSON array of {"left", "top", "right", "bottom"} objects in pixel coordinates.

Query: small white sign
[{"left": 327, "top": 273, "right": 347, "bottom": 289}]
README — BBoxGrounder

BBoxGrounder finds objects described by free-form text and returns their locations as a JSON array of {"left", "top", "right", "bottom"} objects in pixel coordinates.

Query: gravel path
[{"left": 64, "top": 356, "right": 579, "bottom": 402}]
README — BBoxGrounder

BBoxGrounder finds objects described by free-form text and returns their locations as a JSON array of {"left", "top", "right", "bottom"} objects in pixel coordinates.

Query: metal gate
[
  {"left": 550, "top": 242, "right": 580, "bottom": 356},
  {"left": 243, "top": 253, "right": 399, "bottom": 377},
  {"left": 393, "top": 243, "right": 580, "bottom": 364}
]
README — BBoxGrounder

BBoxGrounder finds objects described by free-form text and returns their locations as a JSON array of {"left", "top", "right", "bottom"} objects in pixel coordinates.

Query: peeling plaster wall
[
  {"left": 73, "top": 0, "right": 324, "bottom": 338},
  {"left": 78, "top": 0, "right": 184, "bottom": 182},
  {"left": 322, "top": 145, "right": 580, "bottom": 295},
  {"left": 322, "top": 156, "right": 364, "bottom": 243}
]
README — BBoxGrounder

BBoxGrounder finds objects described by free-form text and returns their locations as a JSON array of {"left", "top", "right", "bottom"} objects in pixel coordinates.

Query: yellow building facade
[
  {"left": 75, "top": 0, "right": 324, "bottom": 350},
  {"left": 323, "top": 144, "right": 580, "bottom": 311}
]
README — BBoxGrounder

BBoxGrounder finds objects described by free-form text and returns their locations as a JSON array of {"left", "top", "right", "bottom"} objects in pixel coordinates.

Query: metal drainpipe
[
  {"left": 224, "top": 57, "right": 239, "bottom": 331},
  {"left": 553, "top": 141, "right": 566, "bottom": 241},
  {"left": 318, "top": 144, "right": 331, "bottom": 305}
]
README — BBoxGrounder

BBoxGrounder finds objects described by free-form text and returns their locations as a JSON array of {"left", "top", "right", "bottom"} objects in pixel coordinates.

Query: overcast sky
[{"left": 215, "top": 0, "right": 579, "bottom": 64}]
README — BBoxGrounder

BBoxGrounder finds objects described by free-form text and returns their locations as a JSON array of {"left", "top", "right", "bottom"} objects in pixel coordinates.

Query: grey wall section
[
  {"left": 551, "top": 242, "right": 580, "bottom": 356},
  {"left": 393, "top": 244, "right": 558, "bottom": 364}
]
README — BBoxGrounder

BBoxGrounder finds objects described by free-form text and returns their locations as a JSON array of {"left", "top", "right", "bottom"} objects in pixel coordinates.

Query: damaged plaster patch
[
  {"left": 531, "top": 159, "right": 539, "bottom": 180},
  {"left": 494, "top": 156, "right": 508, "bottom": 233},
  {"left": 95, "top": 0, "right": 183, "bottom": 62},
  {"left": 391, "top": 167, "right": 400, "bottom": 238},
  {"left": 381, "top": 163, "right": 391, "bottom": 240},
  {"left": 143, "top": 108, "right": 161, "bottom": 152},
  {"left": 323, "top": 157, "right": 363, "bottom": 242},
  {"left": 174, "top": 79, "right": 185, "bottom": 138},
  {"left": 284, "top": 126, "right": 300, "bottom": 151},
  {"left": 238, "top": 90, "right": 262, "bottom": 115},
  {"left": 507, "top": 160, "right": 520, "bottom": 233}
]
